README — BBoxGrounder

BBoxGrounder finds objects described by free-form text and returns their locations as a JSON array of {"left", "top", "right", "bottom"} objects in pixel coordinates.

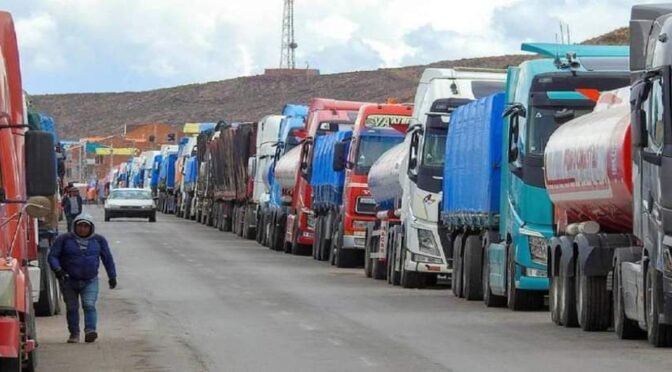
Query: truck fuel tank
[{"left": 544, "top": 87, "right": 632, "bottom": 233}]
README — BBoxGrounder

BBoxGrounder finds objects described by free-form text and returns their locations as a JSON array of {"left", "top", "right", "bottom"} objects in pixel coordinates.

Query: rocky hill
[{"left": 31, "top": 29, "right": 627, "bottom": 140}]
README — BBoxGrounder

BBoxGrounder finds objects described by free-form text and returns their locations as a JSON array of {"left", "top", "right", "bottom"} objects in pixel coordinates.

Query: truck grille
[{"left": 355, "top": 197, "right": 377, "bottom": 215}]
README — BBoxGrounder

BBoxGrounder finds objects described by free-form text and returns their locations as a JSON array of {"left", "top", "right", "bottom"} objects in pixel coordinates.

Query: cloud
[{"left": 2, "top": 0, "right": 666, "bottom": 94}]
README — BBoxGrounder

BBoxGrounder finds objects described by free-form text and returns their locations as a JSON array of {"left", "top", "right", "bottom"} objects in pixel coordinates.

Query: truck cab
[
  {"left": 391, "top": 69, "right": 505, "bottom": 288},
  {"left": 485, "top": 43, "right": 630, "bottom": 310},
  {"left": 285, "top": 98, "right": 365, "bottom": 255},
  {"left": 323, "top": 104, "right": 411, "bottom": 267},
  {"left": 263, "top": 104, "right": 308, "bottom": 250}
]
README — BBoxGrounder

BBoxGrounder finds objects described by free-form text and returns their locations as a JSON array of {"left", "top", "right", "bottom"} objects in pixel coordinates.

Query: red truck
[
  {"left": 0, "top": 11, "right": 58, "bottom": 371},
  {"left": 284, "top": 99, "right": 367, "bottom": 255},
  {"left": 318, "top": 104, "right": 412, "bottom": 267}
]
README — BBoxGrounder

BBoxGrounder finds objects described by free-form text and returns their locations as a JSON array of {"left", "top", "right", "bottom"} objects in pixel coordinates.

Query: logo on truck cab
[{"left": 365, "top": 115, "right": 412, "bottom": 128}]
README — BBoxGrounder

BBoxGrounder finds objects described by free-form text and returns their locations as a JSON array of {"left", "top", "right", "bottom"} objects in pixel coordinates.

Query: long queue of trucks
[{"left": 158, "top": 3, "right": 672, "bottom": 348}]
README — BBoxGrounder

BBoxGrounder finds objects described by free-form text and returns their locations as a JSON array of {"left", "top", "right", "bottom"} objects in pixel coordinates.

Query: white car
[{"left": 104, "top": 188, "right": 156, "bottom": 222}]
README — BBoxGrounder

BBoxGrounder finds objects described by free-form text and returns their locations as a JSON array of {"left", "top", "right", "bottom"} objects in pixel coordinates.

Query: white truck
[{"left": 370, "top": 68, "right": 505, "bottom": 288}]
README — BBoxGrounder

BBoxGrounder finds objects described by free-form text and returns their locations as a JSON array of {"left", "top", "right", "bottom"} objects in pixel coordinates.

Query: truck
[
  {"left": 157, "top": 145, "right": 179, "bottom": 214},
  {"left": 475, "top": 44, "right": 630, "bottom": 310},
  {"left": 25, "top": 112, "right": 64, "bottom": 318},
  {"left": 176, "top": 123, "right": 216, "bottom": 219},
  {"left": 319, "top": 104, "right": 411, "bottom": 268},
  {"left": 370, "top": 69, "right": 505, "bottom": 289},
  {"left": 262, "top": 104, "right": 307, "bottom": 251},
  {"left": 199, "top": 122, "right": 257, "bottom": 236},
  {"left": 0, "top": 11, "right": 59, "bottom": 370},
  {"left": 285, "top": 99, "right": 367, "bottom": 255},
  {"left": 249, "top": 115, "right": 284, "bottom": 241},
  {"left": 545, "top": 4, "right": 672, "bottom": 347},
  {"left": 139, "top": 151, "right": 161, "bottom": 191}
]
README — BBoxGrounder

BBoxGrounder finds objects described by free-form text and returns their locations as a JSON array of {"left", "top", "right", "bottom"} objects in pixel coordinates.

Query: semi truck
[
  {"left": 176, "top": 123, "right": 215, "bottom": 219},
  {"left": 262, "top": 104, "right": 307, "bottom": 250},
  {"left": 285, "top": 99, "right": 367, "bottom": 255},
  {"left": 320, "top": 104, "right": 411, "bottom": 268},
  {"left": 371, "top": 69, "right": 505, "bottom": 289},
  {"left": 0, "top": 11, "right": 59, "bottom": 370},
  {"left": 250, "top": 115, "right": 284, "bottom": 241},
  {"left": 157, "top": 145, "right": 179, "bottom": 213},
  {"left": 545, "top": 4, "right": 672, "bottom": 347},
  {"left": 474, "top": 43, "right": 630, "bottom": 309}
]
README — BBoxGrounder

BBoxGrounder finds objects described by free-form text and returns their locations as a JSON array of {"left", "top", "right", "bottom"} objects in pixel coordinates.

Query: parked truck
[
  {"left": 285, "top": 99, "right": 367, "bottom": 255},
  {"left": 176, "top": 123, "right": 216, "bottom": 219},
  {"left": 371, "top": 69, "right": 505, "bottom": 289},
  {"left": 319, "top": 104, "right": 411, "bottom": 268},
  {"left": 262, "top": 104, "right": 307, "bottom": 250},
  {"left": 157, "top": 145, "right": 179, "bottom": 213},
  {"left": 545, "top": 4, "right": 672, "bottom": 346},
  {"left": 0, "top": 11, "right": 59, "bottom": 370},
  {"left": 470, "top": 43, "right": 630, "bottom": 310},
  {"left": 250, "top": 115, "right": 284, "bottom": 242}
]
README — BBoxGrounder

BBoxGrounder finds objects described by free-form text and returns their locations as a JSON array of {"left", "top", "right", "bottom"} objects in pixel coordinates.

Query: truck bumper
[
  {"left": 404, "top": 258, "right": 451, "bottom": 274},
  {"left": 516, "top": 273, "right": 549, "bottom": 291},
  {"left": 296, "top": 230, "right": 313, "bottom": 245},
  {"left": 0, "top": 316, "right": 20, "bottom": 358}
]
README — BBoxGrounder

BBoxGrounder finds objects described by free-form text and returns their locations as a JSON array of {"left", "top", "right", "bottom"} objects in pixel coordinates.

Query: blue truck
[
  {"left": 157, "top": 145, "right": 179, "bottom": 214},
  {"left": 264, "top": 104, "right": 308, "bottom": 251},
  {"left": 448, "top": 43, "right": 631, "bottom": 310}
]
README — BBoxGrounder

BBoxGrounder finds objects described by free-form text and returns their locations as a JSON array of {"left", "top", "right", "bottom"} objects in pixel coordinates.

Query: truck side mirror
[
  {"left": 300, "top": 139, "right": 313, "bottom": 179},
  {"left": 25, "top": 131, "right": 57, "bottom": 197},
  {"left": 631, "top": 79, "right": 651, "bottom": 148}
]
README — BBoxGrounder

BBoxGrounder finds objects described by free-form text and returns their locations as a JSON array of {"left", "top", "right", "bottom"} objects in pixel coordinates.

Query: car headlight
[
  {"left": 528, "top": 236, "right": 547, "bottom": 265},
  {"left": 0, "top": 270, "right": 16, "bottom": 309},
  {"left": 417, "top": 229, "right": 440, "bottom": 256}
]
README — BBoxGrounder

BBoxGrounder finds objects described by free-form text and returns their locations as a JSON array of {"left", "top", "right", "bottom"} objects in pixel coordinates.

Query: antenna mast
[{"left": 280, "top": 0, "right": 298, "bottom": 69}]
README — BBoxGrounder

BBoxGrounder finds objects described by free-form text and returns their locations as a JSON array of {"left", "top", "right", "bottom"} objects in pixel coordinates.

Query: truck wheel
[
  {"left": 364, "top": 236, "right": 373, "bottom": 278},
  {"left": 613, "top": 255, "right": 643, "bottom": 339},
  {"left": 646, "top": 268, "right": 672, "bottom": 347},
  {"left": 372, "top": 254, "right": 387, "bottom": 280},
  {"left": 463, "top": 235, "right": 483, "bottom": 301},
  {"left": 506, "top": 246, "right": 543, "bottom": 311},
  {"left": 243, "top": 208, "right": 255, "bottom": 240},
  {"left": 549, "top": 274, "right": 561, "bottom": 325},
  {"left": 312, "top": 215, "right": 322, "bottom": 260},
  {"left": 400, "top": 248, "right": 422, "bottom": 289},
  {"left": 291, "top": 225, "right": 310, "bottom": 256},
  {"left": 559, "top": 258, "right": 578, "bottom": 327},
  {"left": 256, "top": 212, "right": 264, "bottom": 244},
  {"left": 35, "top": 250, "right": 57, "bottom": 316},
  {"left": 575, "top": 261, "right": 610, "bottom": 331},
  {"left": 452, "top": 234, "right": 464, "bottom": 297},
  {"left": 483, "top": 241, "right": 506, "bottom": 307}
]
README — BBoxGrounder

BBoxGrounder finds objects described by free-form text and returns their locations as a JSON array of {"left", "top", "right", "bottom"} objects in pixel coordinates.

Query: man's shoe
[
  {"left": 67, "top": 334, "right": 79, "bottom": 343},
  {"left": 84, "top": 331, "right": 98, "bottom": 343}
]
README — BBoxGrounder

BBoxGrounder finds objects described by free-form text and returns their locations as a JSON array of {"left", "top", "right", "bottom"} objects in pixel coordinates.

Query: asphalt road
[{"left": 38, "top": 207, "right": 672, "bottom": 372}]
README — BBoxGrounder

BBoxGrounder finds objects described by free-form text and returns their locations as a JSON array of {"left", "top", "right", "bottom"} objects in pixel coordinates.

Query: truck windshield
[
  {"left": 527, "top": 106, "right": 592, "bottom": 155},
  {"left": 354, "top": 135, "right": 404, "bottom": 175},
  {"left": 422, "top": 130, "right": 446, "bottom": 168}
]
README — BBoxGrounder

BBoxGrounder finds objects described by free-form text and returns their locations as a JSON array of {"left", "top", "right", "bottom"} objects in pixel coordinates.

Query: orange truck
[{"left": 0, "top": 11, "right": 58, "bottom": 371}]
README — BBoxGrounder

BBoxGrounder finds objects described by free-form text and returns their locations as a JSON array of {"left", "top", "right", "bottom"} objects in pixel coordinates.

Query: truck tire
[
  {"left": 646, "top": 268, "right": 672, "bottom": 347},
  {"left": 388, "top": 233, "right": 401, "bottom": 285},
  {"left": 575, "top": 261, "right": 610, "bottom": 331},
  {"left": 613, "top": 254, "right": 643, "bottom": 340},
  {"left": 35, "top": 250, "right": 57, "bottom": 316},
  {"left": 463, "top": 235, "right": 483, "bottom": 301},
  {"left": 364, "top": 235, "right": 373, "bottom": 278},
  {"left": 312, "top": 215, "right": 322, "bottom": 260},
  {"left": 452, "top": 234, "right": 464, "bottom": 297},
  {"left": 256, "top": 212, "right": 264, "bottom": 244},
  {"left": 549, "top": 274, "right": 561, "bottom": 325},
  {"left": 372, "top": 255, "right": 386, "bottom": 280},
  {"left": 482, "top": 239, "right": 506, "bottom": 307},
  {"left": 243, "top": 207, "right": 255, "bottom": 240},
  {"left": 506, "top": 246, "right": 543, "bottom": 311},
  {"left": 333, "top": 218, "right": 352, "bottom": 268},
  {"left": 291, "top": 224, "right": 310, "bottom": 256},
  {"left": 559, "top": 258, "right": 578, "bottom": 327}
]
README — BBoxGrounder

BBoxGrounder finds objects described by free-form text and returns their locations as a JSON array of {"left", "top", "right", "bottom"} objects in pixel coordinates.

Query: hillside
[{"left": 31, "top": 29, "right": 627, "bottom": 140}]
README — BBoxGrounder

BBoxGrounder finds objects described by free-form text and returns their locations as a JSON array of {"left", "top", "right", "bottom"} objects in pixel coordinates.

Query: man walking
[
  {"left": 48, "top": 213, "right": 117, "bottom": 343},
  {"left": 62, "top": 187, "right": 83, "bottom": 232}
]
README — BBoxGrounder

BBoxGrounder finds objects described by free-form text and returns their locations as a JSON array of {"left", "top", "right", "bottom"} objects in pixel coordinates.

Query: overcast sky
[{"left": 2, "top": 0, "right": 656, "bottom": 94}]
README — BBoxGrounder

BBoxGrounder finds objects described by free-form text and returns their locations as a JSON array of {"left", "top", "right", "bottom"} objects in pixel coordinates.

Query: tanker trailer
[
  {"left": 270, "top": 145, "right": 303, "bottom": 251},
  {"left": 545, "top": 87, "right": 633, "bottom": 332},
  {"left": 365, "top": 143, "right": 407, "bottom": 282}
]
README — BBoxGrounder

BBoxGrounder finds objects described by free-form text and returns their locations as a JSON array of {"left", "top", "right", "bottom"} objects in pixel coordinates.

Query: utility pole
[{"left": 280, "top": 0, "right": 298, "bottom": 69}]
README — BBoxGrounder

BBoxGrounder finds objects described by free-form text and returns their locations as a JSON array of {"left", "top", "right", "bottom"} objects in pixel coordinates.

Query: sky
[{"left": 2, "top": 0, "right": 657, "bottom": 94}]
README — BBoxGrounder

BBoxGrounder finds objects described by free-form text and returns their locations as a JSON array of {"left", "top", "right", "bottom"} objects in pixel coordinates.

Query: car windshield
[
  {"left": 422, "top": 131, "right": 447, "bottom": 168},
  {"left": 109, "top": 190, "right": 152, "bottom": 200},
  {"left": 354, "top": 135, "right": 404, "bottom": 174},
  {"left": 527, "top": 106, "right": 592, "bottom": 155}
]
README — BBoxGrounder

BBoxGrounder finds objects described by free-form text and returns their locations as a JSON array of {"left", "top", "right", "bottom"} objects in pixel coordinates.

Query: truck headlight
[
  {"left": 417, "top": 229, "right": 440, "bottom": 256},
  {"left": 0, "top": 270, "right": 16, "bottom": 309},
  {"left": 412, "top": 253, "right": 444, "bottom": 265},
  {"left": 528, "top": 236, "right": 547, "bottom": 265}
]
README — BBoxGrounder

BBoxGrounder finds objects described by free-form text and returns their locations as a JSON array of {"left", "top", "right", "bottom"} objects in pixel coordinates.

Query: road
[{"left": 37, "top": 207, "right": 672, "bottom": 372}]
